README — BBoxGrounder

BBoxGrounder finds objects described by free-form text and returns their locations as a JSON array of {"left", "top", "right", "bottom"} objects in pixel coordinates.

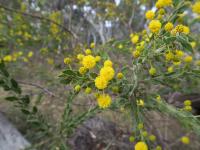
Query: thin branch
[
  {"left": 17, "top": 80, "right": 56, "bottom": 97},
  {"left": 0, "top": 4, "right": 78, "bottom": 39}
]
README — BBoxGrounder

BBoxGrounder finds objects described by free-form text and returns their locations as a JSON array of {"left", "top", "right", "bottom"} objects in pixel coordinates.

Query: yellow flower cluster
[
  {"left": 192, "top": 2, "right": 200, "bottom": 14},
  {"left": 82, "top": 55, "right": 96, "bottom": 69},
  {"left": 148, "top": 20, "right": 161, "bottom": 33},
  {"left": 183, "top": 100, "right": 192, "bottom": 111},
  {"left": 156, "top": 0, "right": 172, "bottom": 8},
  {"left": 97, "top": 94, "right": 112, "bottom": 109},
  {"left": 171, "top": 24, "right": 190, "bottom": 35},
  {"left": 135, "top": 141, "right": 148, "bottom": 150},
  {"left": 145, "top": 10, "right": 155, "bottom": 20},
  {"left": 181, "top": 136, "right": 190, "bottom": 144},
  {"left": 95, "top": 60, "right": 115, "bottom": 90},
  {"left": 164, "top": 22, "right": 173, "bottom": 32}
]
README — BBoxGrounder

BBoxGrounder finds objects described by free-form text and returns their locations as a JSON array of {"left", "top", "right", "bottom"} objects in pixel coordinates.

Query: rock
[
  {"left": 69, "top": 117, "right": 133, "bottom": 150},
  {"left": 0, "top": 112, "right": 30, "bottom": 150}
]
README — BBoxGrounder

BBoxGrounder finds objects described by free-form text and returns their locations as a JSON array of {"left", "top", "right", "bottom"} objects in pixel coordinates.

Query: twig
[
  {"left": 17, "top": 80, "right": 56, "bottom": 97},
  {"left": 0, "top": 4, "right": 78, "bottom": 39}
]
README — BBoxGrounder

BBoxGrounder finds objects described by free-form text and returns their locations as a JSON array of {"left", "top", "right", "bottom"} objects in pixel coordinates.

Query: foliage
[{"left": 0, "top": 0, "right": 200, "bottom": 150}]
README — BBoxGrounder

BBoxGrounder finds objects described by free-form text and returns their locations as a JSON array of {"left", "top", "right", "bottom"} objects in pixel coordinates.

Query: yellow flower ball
[
  {"left": 175, "top": 50, "right": 184, "bottom": 58},
  {"left": 79, "top": 66, "right": 87, "bottom": 75},
  {"left": 184, "top": 106, "right": 192, "bottom": 111},
  {"left": 97, "top": 94, "right": 112, "bottom": 109},
  {"left": 142, "top": 131, "right": 148, "bottom": 137},
  {"left": 135, "top": 142, "right": 148, "bottom": 150},
  {"left": 104, "top": 60, "right": 113, "bottom": 67},
  {"left": 165, "top": 52, "right": 174, "bottom": 61},
  {"left": 95, "top": 56, "right": 101, "bottom": 62},
  {"left": 156, "top": 146, "right": 162, "bottom": 150},
  {"left": 95, "top": 76, "right": 108, "bottom": 90},
  {"left": 85, "top": 87, "right": 92, "bottom": 94},
  {"left": 181, "top": 136, "right": 190, "bottom": 144},
  {"left": 85, "top": 49, "right": 92, "bottom": 55},
  {"left": 133, "top": 50, "right": 141, "bottom": 58},
  {"left": 64, "top": 57, "right": 71, "bottom": 64},
  {"left": 129, "top": 136, "right": 135, "bottom": 142},
  {"left": 82, "top": 55, "right": 96, "bottom": 69},
  {"left": 158, "top": 8, "right": 165, "bottom": 15},
  {"left": 148, "top": 20, "right": 162, "bottom": 33},
  {"left": 149, "top": 135, "right": 156, "bottom": 141},
  {"left": 77, "top": 54, "right": 84, "bottom": 60},
  {"left": 184, "top": 100, "right": 192, "bottom": 106},
  {"left": 184, "top": 56, "right": 193, "bottom": 63},
  {"left": 100, "top": 66, "right": 115, "bottom": 81},
  {"left": 175, "top": 24, "right": 184, "bottom": 33},
  {"left": 167, "top": 66, "right": 174, "bottom": 73},
  {"left": 90, "top": 42, "right": 95, "bottom": 48},
  {"left": 27, "top": 51, "right": 33, "bottom": 58},
  {"left": 74, "top": 85, "right": 81, "bottom": 92},
  {"left": 190, "top": 42, "right": 196, "bottom": 49},
  {"left": 183, "top": 26, "right": 190, "bottom": 35},
  {"left": 131, "top": 35, "right": 139, "bottom": 44},
  {"left": 117, "top": 72, "right": 123, "bottom": 79},
  {"left": 149, "top": 67, "right": 156, "bottom": 76},
  {"left": 164, "top": 22, "right": 173, "bottom": 32},
  {"left": 3, "top": 55, "right": 12, "bottom": 62},
  {"left": 145, "top": 10, "right": 155, "bottom": 20},
  {"left": 137, "top": 99, "right": 145, "bottom": 107},
  {"left": 138, "top": 123, "right": 144, "bottom": 129},
  {"left": 192, "top": 2, "right": 200, "bottom": 14},
  {"left": 156, "top": 95, "right": 161, "bottom": 103}
]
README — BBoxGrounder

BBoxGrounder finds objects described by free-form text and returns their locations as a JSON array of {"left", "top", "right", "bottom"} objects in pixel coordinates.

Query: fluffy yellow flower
[
  {"left": 175, "top": 24, "right": 184, "bottom": 33},
  {"left": 95, "top": 76, "right": 108, "bottom": 90},
  {"left": 192, "top": 2, "right": 200, "bottom": 14},
  {"left": 85, "top": 87, "right": 92, "bottom": 94},
  {"left": 131, "top": 35, "right": 139, "bottom": 44},
  {"left": 117, "top": 72, "right": 123, "bottom": 79},
  {"left": 184, "top": 106, "right": 192, "bottom": 111},
  {"left": 135, "top": 142, "right": 148, "bottom": 150},
  {"left": 133, "top": 50, "right": 141, "bottom": 58},
  {"left": 74, "top": 85, "right": 81, "bottom": 92},
  {"left": 165, "top": 52, "right": 174, "bottom": 61},
  {"left": 184, "top": 56, "right": 193, "bottom": 63},
  {"left": 77, "top": 54, "right": 84, "bottom": 60},
  {"left": 104, "top": 60, "right": 113, "bottom": 67},
  {"left": 167, "top": 66, "right": 174, "bottom": 73},
  {"left": 190, "top": 42, "right": 196, "bottom": 48},
  {"left": 175, "top": 50, "right": 184, "bottom": 58},
  {"left": 137, "top": 99, "right": 144, "bottom": 106},
  {"left": 184, "top": 100, "right": 192, "bottom": 106},
  {"left": 82, "top": 55, "right": 96, "bottom": 69},
  {"left": 27, "top": 51, "right": 33, "bottom": 58},
  {"left": 156, "top": 0, "right": 172, "bottom": 8},
  {"left": 100, "top": 66, "right": 115, "bottom": 81},
  {"left": 149, "top": 135, "right": 156, "bottom": 141},
  {"left": 97, "top": 94, "right": 112, "bottom": 109},
  {"left": 85, "top": 49, "right": 92, "bottom": 55},
  {"left": 79, "top": 66, "right": 87, "bottom": 74},
  {"left": 183, "top": 26, "right": 190, "bottom": 34},
  {"left": 64, "top": 57, "right": 71, "bottom": 64},
  {"left": 149, "top": 67, "right": 156, "bottom": 76},
  {"left": 164, "top": 22, "right": 173, "bottom": 32},
  {"left": 90, "top": 42, "right": 95, "bottom": 48},
  {"left": 145, "top": 10, "right": 155, "bottom": 20},
  {"left": 148, "top": 20, "right": 161, "bottom": 33},
  {"left": 95, "top": 56, "right": 101, "bottom": 62},
  {"left": 181, "top": 136, "right": 190, "bottom": 144},
  {"left": 3, "top": 55, "right": 12, "bottom": 62}
]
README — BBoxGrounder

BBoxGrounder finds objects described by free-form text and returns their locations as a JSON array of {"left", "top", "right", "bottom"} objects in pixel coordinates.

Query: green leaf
[
  {"left": 62, "top": 69, "right": 77, "bottom": 76},
  {"left": 177, "top": 36, "right": 193, "bottom": 52},
  {"left": 5, "top": 96, "right": 19, "bottom": 101},
  {"left": 21, "top": 109, "right": 31, "bottom": 115},
  {"left": 11, "top": 79, "right": 22, "bottom": 94},
  {"left": 21, "top": 95, "right": 30, "bottom": 104}
]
